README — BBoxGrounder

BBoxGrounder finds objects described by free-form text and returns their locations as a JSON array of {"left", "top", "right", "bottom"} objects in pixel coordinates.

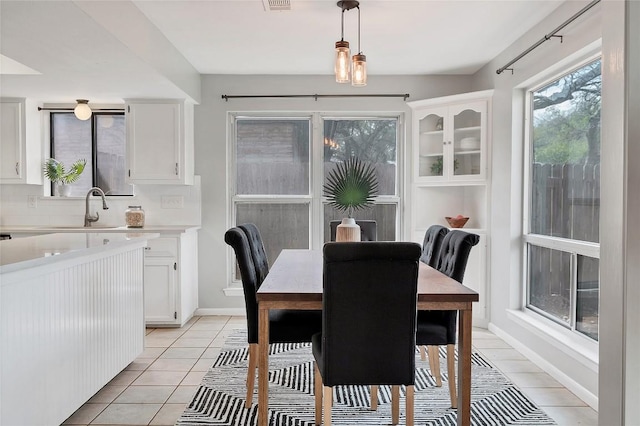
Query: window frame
[
  {"left": 227, "top": 111, "right": 404, "bottom": 287},
  {"left": 521, "top": 54, "right": 601, "bottom": 340},
  {"left": 49, "top": 111, "right": 131, "bottom": 197}
]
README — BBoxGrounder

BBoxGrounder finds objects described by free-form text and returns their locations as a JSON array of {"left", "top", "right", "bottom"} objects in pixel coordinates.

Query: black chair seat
[
  {"left": 416, "top": 311, "right": 449, "bottom": 346},
  {"left": 269, "top": 309, "right": 323, "bottom": 343}
]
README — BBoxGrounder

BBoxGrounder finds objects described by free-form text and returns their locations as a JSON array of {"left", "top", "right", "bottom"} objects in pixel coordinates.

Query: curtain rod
[
  {"left": 37, "top": 107, "right": 125, "bottom": 112},
  {"left": 221, "top": 93, "right": 410, "bottom": 101},
  {"left": 496, "top": 0, "right": 600, "bottom": 75}
]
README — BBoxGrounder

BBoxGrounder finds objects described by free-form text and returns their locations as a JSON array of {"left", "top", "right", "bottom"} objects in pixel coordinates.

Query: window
[
  {"left": 524, "top": 58, "right": 601, "bottom": 341},
  {"left": 323, "top": 118, "right": 398, "bottom": 241},
  {"left": 50, "top": 112, "right": 132, "bottom": 196},
  {"left": 231, "top": 114, "right": 401, "bottom": 273}
]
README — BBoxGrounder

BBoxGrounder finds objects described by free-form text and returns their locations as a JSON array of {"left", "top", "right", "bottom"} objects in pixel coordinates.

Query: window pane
[
  {"left": 236, "top": 203, "right": 310, "bottom": 271},
  {"left": 527, "top": 245, "right": 571, "bottom": 325},
  {"left": 530, "top": 59, "right": 601, "bottom": 243},
  {"left": 236, "top": 119, "right": 310, "bottom": 195},
  {"left": 324, "top": 119, "right": 397, "bottom": 196},
  {"left": 51, "top": 113, "right": 93, "bottom": 197},
  {"left": 576, "top": 256, "right": 599, "bottom": 340},
  {"left": 323, "top": 203, "right": 396, "bottom": 242},
  {"left": 96, "top": 114, "right": 132, "bottom": 196}
]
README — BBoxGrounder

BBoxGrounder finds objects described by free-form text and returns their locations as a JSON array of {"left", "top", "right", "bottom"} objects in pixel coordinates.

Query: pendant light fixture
[
  {"left": 74, "top": 99, "right": 92, "bottom": 120},
  {"left": 334, "top": 1, "right": 359, "bottom": 84},
  {"left": 351, "top": 4, "right": 367, "bottom": 86},
  {"left": 334, "top": 0, "right": 366, "bottom": 86}
]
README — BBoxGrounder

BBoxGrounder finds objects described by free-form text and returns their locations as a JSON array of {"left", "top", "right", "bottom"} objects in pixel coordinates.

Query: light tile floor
[{"left": 63, "top": 316, "right": 598, "bottom": 425}]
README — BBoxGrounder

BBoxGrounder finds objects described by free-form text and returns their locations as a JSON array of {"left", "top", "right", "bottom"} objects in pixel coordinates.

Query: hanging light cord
[
  {"left": 356, "top": 6, "right": 362, "bottom": 54},
  {"left": 341, "top": 8, "right": 346, "bottom": 42}
]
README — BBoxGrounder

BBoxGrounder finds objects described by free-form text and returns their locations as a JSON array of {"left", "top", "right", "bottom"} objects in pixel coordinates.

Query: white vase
[
  {"left": 56, "top": 184, "right": 71, "bottom": 197},
  {"left": 336, "top": 218, "right": 361, "bottom": 242}
]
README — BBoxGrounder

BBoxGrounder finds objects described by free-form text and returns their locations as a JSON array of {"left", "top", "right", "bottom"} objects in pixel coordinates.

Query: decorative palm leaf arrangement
[
  {"left": 323, "top": 157, "right": 379, "bottom": 218},
  {"left": 43, "top": 158, "right": 87, "bottom": 184}
]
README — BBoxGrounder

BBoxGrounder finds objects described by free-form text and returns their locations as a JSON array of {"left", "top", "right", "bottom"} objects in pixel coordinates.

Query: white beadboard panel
[{"left": 0, "top": 247, "right": 145, "bottom": 426}]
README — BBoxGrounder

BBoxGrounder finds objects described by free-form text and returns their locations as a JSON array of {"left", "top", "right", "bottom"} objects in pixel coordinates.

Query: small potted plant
[
  {"left": 43, "top": 158, "right": 86, "bottom": 197},
  {"left": 323, "top": 157, "right": 378, "bottom": 241}
]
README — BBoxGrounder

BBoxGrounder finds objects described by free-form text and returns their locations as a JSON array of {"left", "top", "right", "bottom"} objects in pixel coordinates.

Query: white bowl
[{"left": 460, "top": 137, "right": 480, "bottom": 150}]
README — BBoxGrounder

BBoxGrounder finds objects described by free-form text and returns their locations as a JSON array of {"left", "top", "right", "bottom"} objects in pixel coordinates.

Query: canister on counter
[{"left": 125, "top": 206, "right": 145, "bottom": 228}]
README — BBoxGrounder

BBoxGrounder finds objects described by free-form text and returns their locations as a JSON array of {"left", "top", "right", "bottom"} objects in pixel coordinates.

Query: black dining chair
[
  {"left": 329, "top": 219, "right": 377, "bottom": 242},
  {"left": 417, "top": 225, "right": 449, "bottom": 365},
  {"left": 420, "top": 225, "right": 449, "bottom": 268},
  {"left": 313, "top": 242, "right": 421, "bottom": 426},
  {"left": 224, "top": 224, "right": 322, "bottom": 408},
  {"left": 416, "top": 229, "right": 479, "bottom": 408}
]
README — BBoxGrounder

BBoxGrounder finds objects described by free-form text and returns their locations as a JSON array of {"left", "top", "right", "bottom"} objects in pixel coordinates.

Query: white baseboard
[
  {"left": 194, "top": 308, "right": 246, "bottom": 316},
  {"left": 488, "top": 321, "right": 599, "bottom": 410}
]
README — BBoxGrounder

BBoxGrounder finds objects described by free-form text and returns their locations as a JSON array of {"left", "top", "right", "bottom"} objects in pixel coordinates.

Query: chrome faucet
[{"left": 84, "top": 187, "right": 109, "bottom": 227}]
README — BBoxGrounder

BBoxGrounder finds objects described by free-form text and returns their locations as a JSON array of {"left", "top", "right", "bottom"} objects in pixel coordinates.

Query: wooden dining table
[{"left": 256, "top": 249, "right": 479, "bottom": 426}]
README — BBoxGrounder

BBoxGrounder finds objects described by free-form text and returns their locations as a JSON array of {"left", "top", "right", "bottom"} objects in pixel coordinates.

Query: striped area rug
[{"left": 177, "top": 330, "right": 556, "bottom": 425}]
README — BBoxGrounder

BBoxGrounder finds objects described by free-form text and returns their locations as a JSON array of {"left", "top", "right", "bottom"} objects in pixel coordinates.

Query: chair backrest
[
  {"left": 420, "top": 225, "right": 449, "bottom": 267},
  {"left": 238, "top": 223, "right": 270, "bottom": 286},
  {"left": 224, "top": 227, "right": 260, "bottom": 343},
  {"left": 436, "top": 230, "right": 480, "bottom": 283},
  {"left": 321, "top": 241, "right": 421, "bottom": 387},
  {"left": 329, "top": 220, "right": 377, "bottom": 241}
]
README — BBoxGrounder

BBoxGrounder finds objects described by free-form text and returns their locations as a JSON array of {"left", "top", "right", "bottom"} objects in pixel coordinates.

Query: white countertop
[
  {"left": 0, "top": 225, "right": 199, "bottom": 234},
  {"left": 0, "top": 232, "right": 159, "bottom": 274}
]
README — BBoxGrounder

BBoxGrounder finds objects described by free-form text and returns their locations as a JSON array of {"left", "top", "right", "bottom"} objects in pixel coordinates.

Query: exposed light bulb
[
  {"left": 335, "top": 41, "right": 351, "bottom": 83},
  {"left": 351, "top": 54, "right": 367, "bottom": 86}
]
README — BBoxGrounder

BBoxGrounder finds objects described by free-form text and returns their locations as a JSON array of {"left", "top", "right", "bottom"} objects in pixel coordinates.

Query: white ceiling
[{"left": 0, "top": 0, "right": 563, "bottom": 103}]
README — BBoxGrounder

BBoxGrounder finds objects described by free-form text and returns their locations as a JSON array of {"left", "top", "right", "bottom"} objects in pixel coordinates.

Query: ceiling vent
[{"left": 262, "top": 0, "right": 291, "bottom": 11}]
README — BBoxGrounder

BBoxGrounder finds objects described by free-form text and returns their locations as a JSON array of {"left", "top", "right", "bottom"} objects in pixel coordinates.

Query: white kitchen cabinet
[
  {"left": 143, "top": 229, "right": 198, "bottom": 326},
  {"left": 408, "top": 90, "right": 493, "bottom": 325},
  {"left": 125, "top": 100, "right": 194, "bottom": 185},
  {"left": 409, "top": 91, "right": 491, "bottom": 183},
  {"left": 0, "top": 98, "right": 42, "bottom": 184}
]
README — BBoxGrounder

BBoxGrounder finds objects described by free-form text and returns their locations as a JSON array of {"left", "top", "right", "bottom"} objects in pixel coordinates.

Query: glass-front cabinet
[{"left": 413, "top": 96, "right": 488, "bottom": 182}]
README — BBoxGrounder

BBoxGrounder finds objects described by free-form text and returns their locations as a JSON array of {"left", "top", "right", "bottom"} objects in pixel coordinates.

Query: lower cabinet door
[{"left": 144, "top": 256, "right": 177, "bottom": 324}]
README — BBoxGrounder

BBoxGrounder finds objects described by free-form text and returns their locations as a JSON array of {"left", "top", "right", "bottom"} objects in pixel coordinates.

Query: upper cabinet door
[
  {"left": 0, "top": 101, "right": 22, "bottom": 181},
  {"left": 0, "top": 98, "right": 42, "bottom": 184},
  {"left": 450, "top": 101, "right": 486, "bottom": 180},
  {"left": 126, "top": 101, "right": 194, "bottom": 185},
  {"left": 416, "top": 106, "right": 448, "bottom": 180}
]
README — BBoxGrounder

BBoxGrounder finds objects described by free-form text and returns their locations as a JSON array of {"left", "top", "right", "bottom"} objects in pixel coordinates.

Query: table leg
[
  {"left": 457, "top": 307, "right": 472, "bottom": 426},
  {"left": 258, "top": 307, "right": 269, "bottom": 426}
]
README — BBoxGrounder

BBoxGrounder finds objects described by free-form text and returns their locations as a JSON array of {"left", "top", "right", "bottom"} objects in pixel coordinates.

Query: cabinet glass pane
[
  {"left": 453, "top": 109, "right": 481, "bottom": 176},
  {"left": 418, "top": 113, "right": 444, "bottom": 177},
  {"left": 236, "top": 119, "right": 310, "bottom": 195}
]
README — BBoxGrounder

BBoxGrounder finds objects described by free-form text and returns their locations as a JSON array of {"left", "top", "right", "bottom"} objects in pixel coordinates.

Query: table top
[{"left": 257, "top": 249, "right": 478, "bottom": 303}]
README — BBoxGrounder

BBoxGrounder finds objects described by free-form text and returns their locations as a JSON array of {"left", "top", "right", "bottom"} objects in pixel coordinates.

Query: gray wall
[{"left": 193, "top": 74, "right": 472, "bottom": 312}]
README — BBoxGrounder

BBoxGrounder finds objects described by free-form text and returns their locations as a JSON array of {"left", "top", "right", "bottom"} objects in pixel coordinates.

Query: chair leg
[
  {"left": 323, "top": 386, "right": 332, "bottom": 426},
  {"left": 428, "top": 346, "right": 442, "bottom": 387},
  {"left": 406, "top": 385, "right": 414, "bottom": 426},
  {"left": 314, "top": 362, "right": 322, "bottom": 425},
  {"left": 447, "top": 344, "right": 457, "bottom": 409},
  {"left": 391, "top": 385, "right": 400, "bottom": 425},
  {"left": 245, "top": 343, "right": 257, "bottom": 408},
  {"left": 420, "top": 345, "right": 427, "bottom": 361},
  {"left": 370, "top": 385, "right": 378, "bottom": 410}
]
